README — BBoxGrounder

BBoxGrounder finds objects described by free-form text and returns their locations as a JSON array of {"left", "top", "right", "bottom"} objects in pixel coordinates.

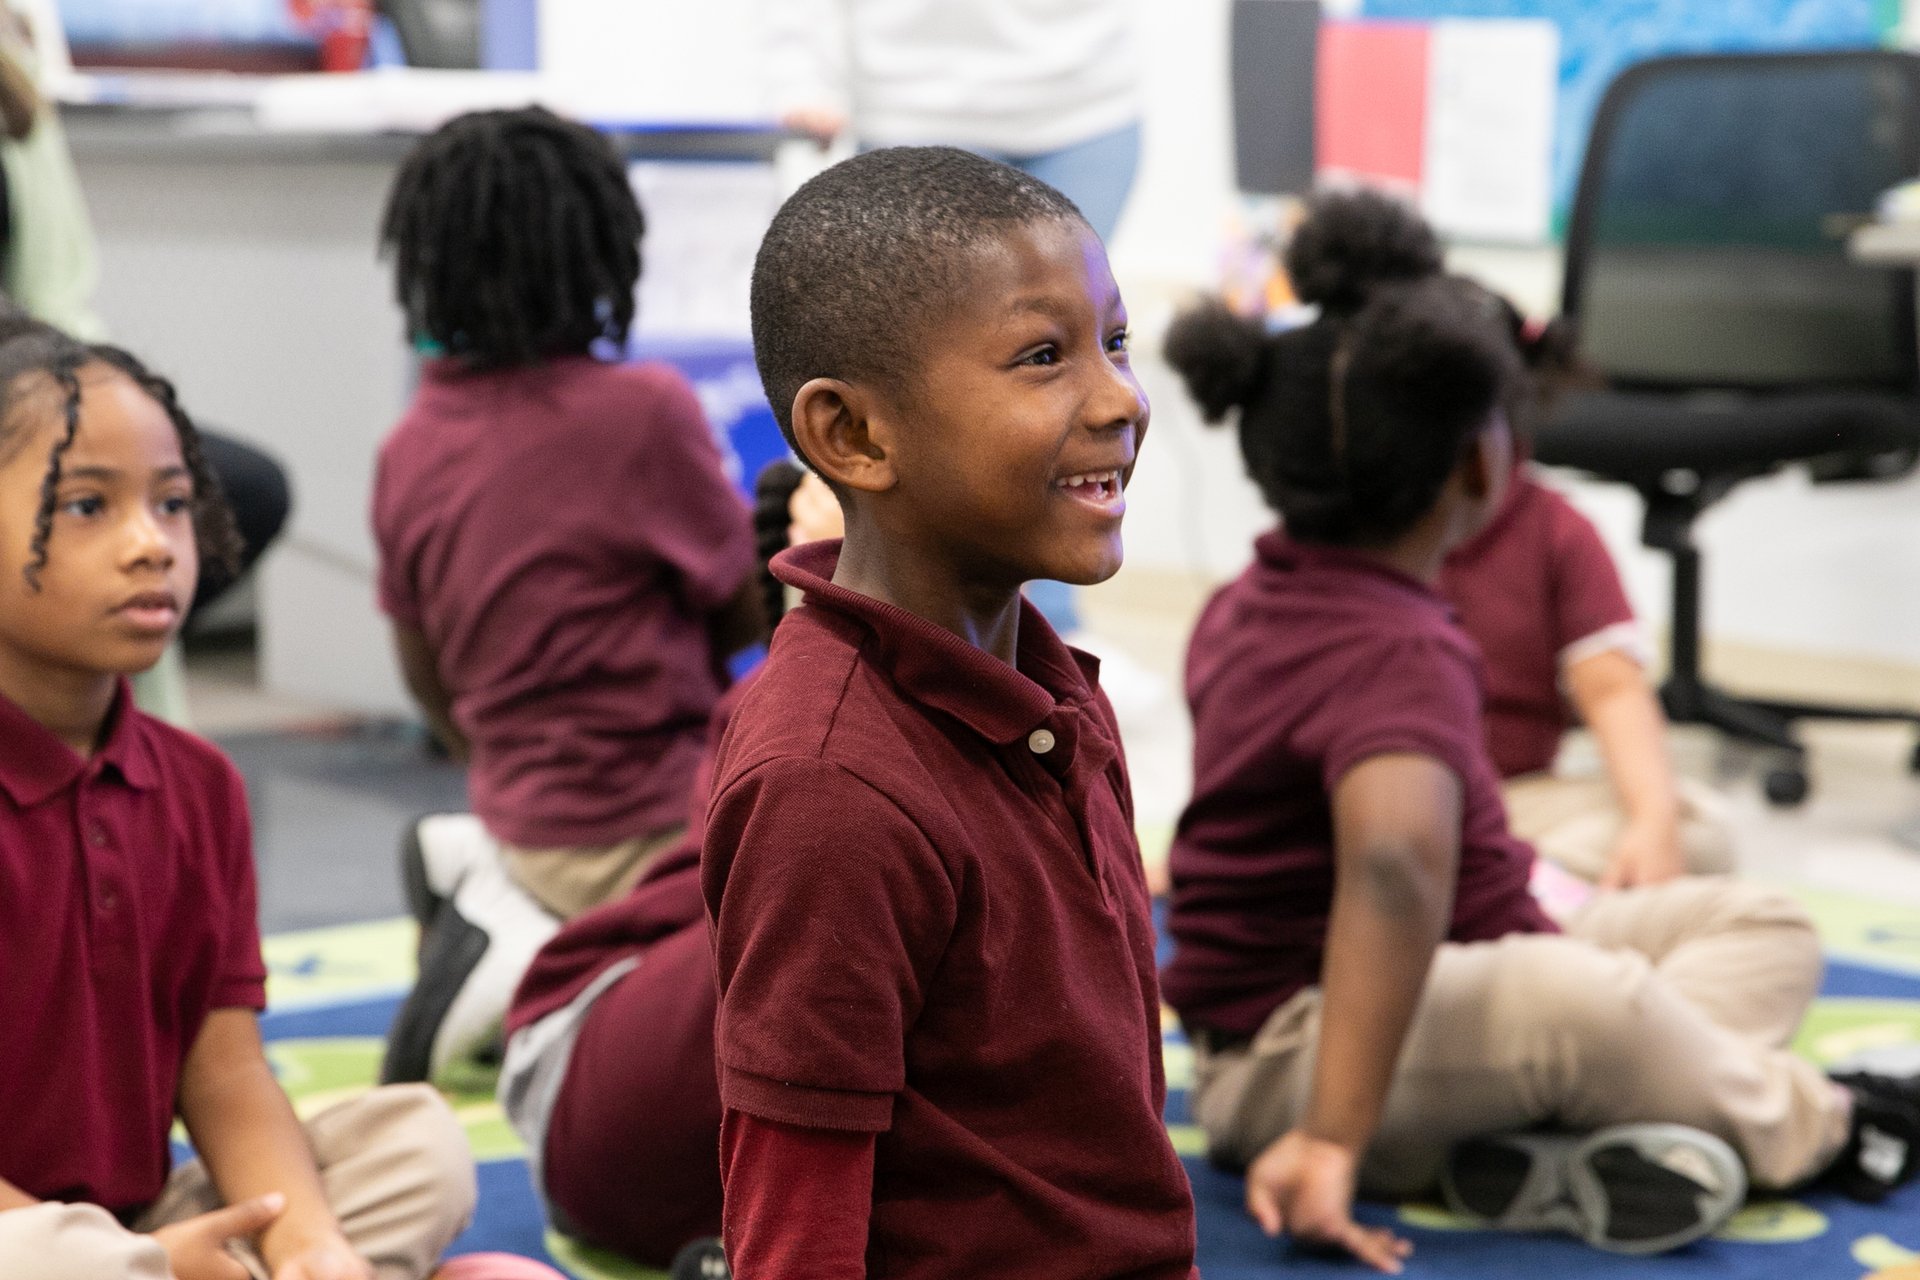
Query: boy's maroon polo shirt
[
  {"left": 1440, "top": 472, "right": 1640, "bottom": 778},
  {"left": 1163, "top": 532, "right": 1556, "bottom": 1039},
  {"left": 0, "top": 685, "right": 266, "bottom": 1217},
  {"left": 703, "top": 540, "right": 1197, "bottom": 1280},
  {"left": 374, "top": 355, "right": 755, "bottom": 848}
]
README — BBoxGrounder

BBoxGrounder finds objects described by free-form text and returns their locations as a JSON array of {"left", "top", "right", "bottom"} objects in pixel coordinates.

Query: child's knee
[
  {"left": 372, "top": 1082, "right": 478, "bottom": 1221},
  {"left": 0, "top": 1202, "right": 172, "bottom": 1280}
]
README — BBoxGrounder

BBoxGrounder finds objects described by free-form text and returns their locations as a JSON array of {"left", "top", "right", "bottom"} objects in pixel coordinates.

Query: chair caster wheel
[{"left": 1763, "top": 766, "right": 1809, "bottom": 808}]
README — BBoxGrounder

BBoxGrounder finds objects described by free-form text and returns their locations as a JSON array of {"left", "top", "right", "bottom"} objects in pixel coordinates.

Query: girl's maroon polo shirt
[
  {"left": 1163, "top": 532, "right": 1556, "bottom": 1039},
  {"left": 703, "top": 541, "right": 1198, "bottom": 1280},
  {"left": 1440, "top": 472, "right": 1641, "bottom": 778},
  {"left": 0, "top": 684, "right": 266, "bottom": 1217}
]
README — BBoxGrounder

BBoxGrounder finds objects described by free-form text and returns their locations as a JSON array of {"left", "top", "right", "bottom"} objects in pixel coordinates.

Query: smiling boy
[{"left": 700, "top": 148, "right": 1197, "bottom": 1278}]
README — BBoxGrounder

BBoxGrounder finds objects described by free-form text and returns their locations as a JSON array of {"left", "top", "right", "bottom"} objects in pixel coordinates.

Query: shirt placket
[{"left": 73, "top": 767, "right": 134, "bottom": 976}]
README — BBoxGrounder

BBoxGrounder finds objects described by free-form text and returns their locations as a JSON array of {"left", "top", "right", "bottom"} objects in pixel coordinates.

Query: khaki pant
[
  {"left": 500, "top": 825, "right": 685, "bottom": 921},
  {"left": 1190, "top": 878, "right": 1848, "bottom": 1195},
  {"left": 0, "top": 1085, "right": 476, "bottom": 1280},
  {"left": 1504, "top": 773, "right": 1737, "bottom": 882}
]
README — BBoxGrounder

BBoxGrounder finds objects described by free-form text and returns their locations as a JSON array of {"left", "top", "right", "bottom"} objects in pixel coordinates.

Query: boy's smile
[
  {"left": 857, "top": 216, "right": 1147, "bottom": 621},
  {"left": 0, "top": 365, "right": 198, "bottom": 744}
]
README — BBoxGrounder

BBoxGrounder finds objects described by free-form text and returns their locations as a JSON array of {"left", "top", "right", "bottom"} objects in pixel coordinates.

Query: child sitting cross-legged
[
  {"left": 703, "top": 146, "right": 1198, "bottom": 1278},
  {"left": 0, "top": 318, "right": 475, "bottom": 1280},
  {"left": 1159, "top": 239, "right": 1920, "bottom": 1269},
  {"left": 371, "top": 107, "right": 762, "bottom": 1084},
  {"left": 1284, "top": 190, "right": 1733, "bottom": 888}
]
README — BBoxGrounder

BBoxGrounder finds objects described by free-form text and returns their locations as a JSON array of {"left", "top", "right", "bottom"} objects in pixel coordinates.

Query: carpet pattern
[{"left": 250, "top": 881, "right": 1920, "bottom": 1279}]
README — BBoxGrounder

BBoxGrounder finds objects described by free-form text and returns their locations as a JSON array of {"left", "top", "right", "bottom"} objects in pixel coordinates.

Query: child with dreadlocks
[
  {"left": 371, "top": 107, "right": 761, "bottom": 1084},
  {"left": 0, "top": 316, "right": 475, "bottom": 1280},
  {"left": 1156, "top": 197, "right": 1920, "bottom": 1271}
]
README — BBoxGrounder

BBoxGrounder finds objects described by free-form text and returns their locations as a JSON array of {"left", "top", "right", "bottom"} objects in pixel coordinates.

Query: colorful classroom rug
[{"left": 254, "top": 879, "right": 1920, "bottom": 1280}]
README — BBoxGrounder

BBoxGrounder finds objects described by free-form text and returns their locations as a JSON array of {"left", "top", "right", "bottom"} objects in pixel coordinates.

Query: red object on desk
[{"left": 287, "top": 0, "right": 373, "bottom": 71}]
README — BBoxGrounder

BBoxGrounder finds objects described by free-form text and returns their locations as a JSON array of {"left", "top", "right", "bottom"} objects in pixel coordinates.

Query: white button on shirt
[{"left": 1028, "top": 729, "right": 1056, "bottom": 755}]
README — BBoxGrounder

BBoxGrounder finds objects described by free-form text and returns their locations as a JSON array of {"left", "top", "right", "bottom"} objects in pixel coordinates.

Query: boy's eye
[
  {"left": 1019, "top": 345, "right": 1060, "bottom": 368},
  {"left": 159, "top": 494, "right": 193, "bottom": 517},
  {"left": 59, "top": 495, "right": 105, "bottom": 518},
  {"left": 1107, "top": 328, "right": 1132, "bottom": 356}
]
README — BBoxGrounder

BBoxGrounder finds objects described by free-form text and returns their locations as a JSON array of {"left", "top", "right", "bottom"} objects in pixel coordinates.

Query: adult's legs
[
  {"left": 541, "top": 924, "right": 723, "bottom": 1266},
  {"left": 1191, "top": 881, "right": 1845, "bottom": 1197}
]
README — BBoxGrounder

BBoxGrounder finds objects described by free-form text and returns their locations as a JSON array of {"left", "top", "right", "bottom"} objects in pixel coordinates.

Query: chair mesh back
[{"left": 1569, "top": 53, "right": 1920, "bottom": 391}]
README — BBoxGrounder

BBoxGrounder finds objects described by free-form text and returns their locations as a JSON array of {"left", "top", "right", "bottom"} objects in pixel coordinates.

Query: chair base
[{"left": 1660, "top": 676, "right": 1920, "bottom": 807}]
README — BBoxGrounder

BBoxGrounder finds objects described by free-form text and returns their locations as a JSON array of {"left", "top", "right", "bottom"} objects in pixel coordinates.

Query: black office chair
[{"left": 1534, "top": 50, "right": 1920, "bottom": 806}]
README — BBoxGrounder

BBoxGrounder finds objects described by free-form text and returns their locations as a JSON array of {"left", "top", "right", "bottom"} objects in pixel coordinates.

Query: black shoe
[
  {"left": 1441, "top": 1124, "right": 1746, "bottom": 1254},
  {"left": 669, "top": 1238, "right": 730, "bottom": 1280},
  {"left": 1823, "top": 1082, "right": 1920, "bottom": 1202}
]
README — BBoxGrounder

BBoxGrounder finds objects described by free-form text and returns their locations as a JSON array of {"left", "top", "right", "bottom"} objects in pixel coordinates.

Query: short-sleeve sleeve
[
  {"left": 625, "top": 368, "right": 757, "bottom": 612},
  {"left": 209, "top": 760, "right": 268, "bottom": 1012},
  {"left": 1546, "top": 496, "right": 1638, "bottom": 661},
  {"left": 370, "top": 448, "right": 423, "bottom": 630},
  {"left": 1319, "top": 637, "right": 1487, "bottom": 796},
  {"left": 705, "top": 757, "right": 958, "bottom": 1133}
]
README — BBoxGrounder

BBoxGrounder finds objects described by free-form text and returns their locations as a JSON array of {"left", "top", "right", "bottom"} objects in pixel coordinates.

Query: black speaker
[{"left": 1230, "top": 0, "right": 1321, "bottom": 195}]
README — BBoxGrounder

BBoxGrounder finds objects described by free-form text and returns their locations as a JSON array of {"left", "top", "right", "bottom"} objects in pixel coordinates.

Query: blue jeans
[
  {"left": 987, "top": 121, "right": 1143, "bottom": 244},
  {"left": 989, "top": 122, "right": 1143, "bottom": 631}
]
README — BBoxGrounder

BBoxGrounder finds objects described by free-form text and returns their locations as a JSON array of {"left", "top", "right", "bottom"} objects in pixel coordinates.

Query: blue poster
[{"left": 1357, "top": 0, "right": 1889, "bottom": 224}]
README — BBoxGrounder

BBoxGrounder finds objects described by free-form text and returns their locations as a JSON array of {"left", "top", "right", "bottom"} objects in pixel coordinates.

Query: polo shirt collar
[
  {"left": 0, "top": 679, "right": 157, "bottom": 807},
  {"left": 772, "top": 540, "right": 1101, "bottom": 746},
  {"left": 1255, "top": 528, "right": 1449, "bottom": 605}
]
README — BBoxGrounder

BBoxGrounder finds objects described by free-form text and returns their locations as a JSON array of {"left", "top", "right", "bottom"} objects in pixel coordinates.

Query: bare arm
[
  {"left": 390, "top": 623, "right": 469, "bottom": 764},
  {"left": 0, "top": 1176, "right": 36, "bottom": 1213},
  {"left": 1244, "top": 753, "right": 1460, "bottom": 1274},
  {"left": 1564, "top": 648, "right": 1683, "bottom": 889},
  {"left": 177, "top": 1009, "right": 369, "bottom": 1280}
]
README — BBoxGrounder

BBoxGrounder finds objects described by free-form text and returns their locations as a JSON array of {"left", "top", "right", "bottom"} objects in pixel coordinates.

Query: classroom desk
[{"left": 68, "top": 102, "right": 785, "bottom": 715}]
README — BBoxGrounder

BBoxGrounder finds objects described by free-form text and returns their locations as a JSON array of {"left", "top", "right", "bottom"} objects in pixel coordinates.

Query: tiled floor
[{"left": 191, "top": 569, "right": 1920, "bottom": 935}]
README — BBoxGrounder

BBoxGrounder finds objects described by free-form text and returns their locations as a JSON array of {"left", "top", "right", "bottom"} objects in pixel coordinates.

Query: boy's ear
[{"left": 790, "top": 378, "right": 898, "bottom": 495}]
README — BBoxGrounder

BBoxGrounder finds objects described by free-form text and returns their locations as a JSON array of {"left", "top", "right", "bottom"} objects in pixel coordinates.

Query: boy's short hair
[
  {"left": 749, "top": 146, "right": 1087, "bottom": 464},
  {"left": 381, "top": 106, "right": 644, "bottom": 369}
]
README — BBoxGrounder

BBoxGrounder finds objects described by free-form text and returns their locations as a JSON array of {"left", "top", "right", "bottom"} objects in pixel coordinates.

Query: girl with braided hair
[
  {"left": 372, "top": 107, "right": 762, "bottom": 1085},
  {"left": 0, "top": 319, "right": 476, "bottom": 1280}
]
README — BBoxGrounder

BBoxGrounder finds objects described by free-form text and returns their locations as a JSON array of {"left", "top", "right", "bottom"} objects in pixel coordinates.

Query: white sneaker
[{"left": 383, "top": 818, "right": 560, "bottom": 1084}]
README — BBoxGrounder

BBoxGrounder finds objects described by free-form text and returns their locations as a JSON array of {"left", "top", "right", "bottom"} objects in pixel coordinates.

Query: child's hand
[
  {"left": 152, "top": 1192, "right": 286, "bottom": 1280},
  {"left": 1245, "top": 1130, "right": 1412, "bottom": 1274},
  {"left": 269, "top": 1231, "right": 373, "bottom": 1280},
  {"left": 1599, "top": 815, "right": 1684, "bottom": 890}
]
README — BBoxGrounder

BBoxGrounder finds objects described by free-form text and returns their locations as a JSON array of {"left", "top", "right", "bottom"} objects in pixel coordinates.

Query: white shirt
[{"left": 761, "top": 0, "right": 1140, "bottom": 156}]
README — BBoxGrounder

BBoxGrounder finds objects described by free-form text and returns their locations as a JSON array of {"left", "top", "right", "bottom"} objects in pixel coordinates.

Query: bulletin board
[{"left": 1355, "top": 0, "right": 1897, "bottom": 228}]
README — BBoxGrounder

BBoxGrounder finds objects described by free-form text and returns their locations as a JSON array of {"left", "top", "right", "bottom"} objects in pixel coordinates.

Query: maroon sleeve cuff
[
  {"left": 209, "top": 978, "right": 268, "bottom": 1013},
  {"left": 722, "top": 1110, "right": 875, "bottom": 1279},
  {"left": 720, "top": 1062, "right": 895, "bottom": 1133}
]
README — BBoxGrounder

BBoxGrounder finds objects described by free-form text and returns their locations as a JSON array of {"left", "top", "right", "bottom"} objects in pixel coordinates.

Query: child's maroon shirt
[
  {"left": 702, "top": 540, "right": 1197, "bottom": 1280},
  {"left": 373, "top": 355, "right": 755, "bottom": 848},
  {"left": 0, "top": 684, "right": 266, "bottom": 1216},
  {"left": 1163, "top": 532, "right": 1556, "bottom": 1039},
  {"left": 1439, "top": 472, "right": 1640, "bottom": 779}
]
